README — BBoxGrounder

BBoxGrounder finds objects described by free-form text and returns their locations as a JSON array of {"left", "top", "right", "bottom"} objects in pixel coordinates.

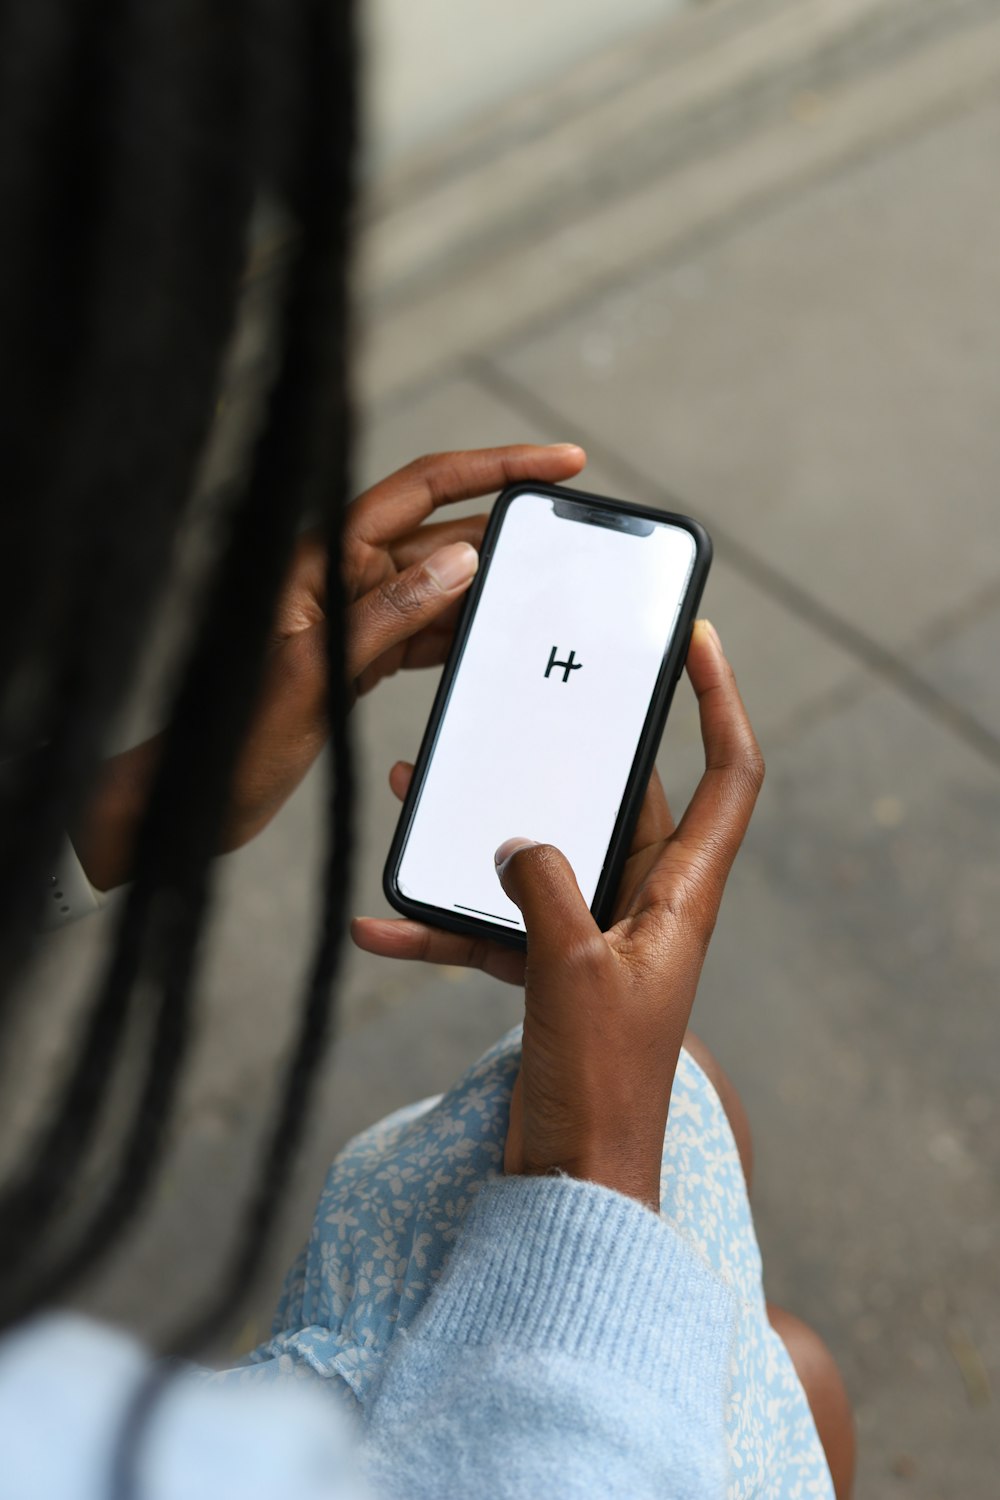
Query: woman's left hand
[
  {"left": 74, "top": 444, "right": 586, "bottom": 889},
  {"left": 224, "top": 444, "right": 587, "bottom": 845},
  {"left": 341, "top": 444, "right": 586, "bottom": 696}
]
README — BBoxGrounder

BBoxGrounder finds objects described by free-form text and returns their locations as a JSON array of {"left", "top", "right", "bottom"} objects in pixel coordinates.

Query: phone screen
[{"left": 395, "top": 491, "right": 697, "bottom": 933}]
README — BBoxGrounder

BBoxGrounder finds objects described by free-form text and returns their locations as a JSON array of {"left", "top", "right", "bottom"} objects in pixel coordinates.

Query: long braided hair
[{"left": 0, "top": 0, "right": 357, "bottom": 1357}]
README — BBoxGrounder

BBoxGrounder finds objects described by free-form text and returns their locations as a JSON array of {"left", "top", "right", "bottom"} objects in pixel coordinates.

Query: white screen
[{"left": 396, "top": 492, "right": 696, "bottom": 933}]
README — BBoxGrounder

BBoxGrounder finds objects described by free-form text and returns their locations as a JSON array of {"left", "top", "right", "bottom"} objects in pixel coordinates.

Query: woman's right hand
[
  {"left": 497, "top": 619, "right": 762, "bottom": 1213},
  {"left": 353, "top": 620, "right": 762, "bottom": 1212}
]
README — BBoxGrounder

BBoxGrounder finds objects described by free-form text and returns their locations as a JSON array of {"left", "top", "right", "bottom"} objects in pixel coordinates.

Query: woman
[{"left": 0, "top": 1, "right": 853, "bottom": 1496}]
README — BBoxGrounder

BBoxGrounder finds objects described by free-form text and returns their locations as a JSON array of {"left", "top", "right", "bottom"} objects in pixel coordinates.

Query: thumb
[
  {"left": 494, "top": 838, "right": 599, "bottom": 964},
  {"left": 347, "top": 542, "right": 478, "bottom": 680}
]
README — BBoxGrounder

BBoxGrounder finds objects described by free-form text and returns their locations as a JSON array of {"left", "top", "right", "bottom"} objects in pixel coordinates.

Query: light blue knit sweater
[{"left": 0, "top": 1175, "right": 736, "bottom": 1498}]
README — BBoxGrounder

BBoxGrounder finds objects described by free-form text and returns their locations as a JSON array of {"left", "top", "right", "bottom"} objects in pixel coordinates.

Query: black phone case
[{"left": 382, "top": 481, "right": 713, "bottom": 950}]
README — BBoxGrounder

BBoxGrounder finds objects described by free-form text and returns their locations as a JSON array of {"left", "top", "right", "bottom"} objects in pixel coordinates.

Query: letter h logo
[{"left": 545, "top": 646, "right": 582, "bottom": 684}]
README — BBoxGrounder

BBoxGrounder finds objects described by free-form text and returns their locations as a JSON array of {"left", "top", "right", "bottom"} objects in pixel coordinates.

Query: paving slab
[
  {"left": 496, "top": 92, "right": 1000, "bottom": 652},
  {"left": 366, "top": 0, "right": 909, "bottom": 298},
  {"left": 365, "top": 0, "right": 687, "bottom": 170},
  {"left": 360, "top": 0, "right": 1000, "bottom": 402},
  {"left": 689, "top": 675, "right": 1000, "bottom": 1499},
  {"left": 919, "top": 596, "right": 1000, "bottom": 745}
]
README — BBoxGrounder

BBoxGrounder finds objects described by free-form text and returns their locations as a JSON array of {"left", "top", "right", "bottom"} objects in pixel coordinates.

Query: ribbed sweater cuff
[{"left": 417, "top": 1175, "right": 735, "bottom": 1405}]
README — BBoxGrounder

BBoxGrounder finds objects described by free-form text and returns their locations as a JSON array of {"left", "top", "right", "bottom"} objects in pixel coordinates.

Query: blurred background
[{"left": 31, "top": 0, "right": 1000, "bottom": 1494}]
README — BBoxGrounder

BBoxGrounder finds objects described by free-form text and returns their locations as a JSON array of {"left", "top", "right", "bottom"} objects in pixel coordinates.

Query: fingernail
[
  {"left": 426, "top": 541, "right": 478, "bottom": 592},
  {"left": 546, "top": 442, "right": 585, "bottom": 455},
  {"left": 697, "top": 618, "right": 722, "bottom": 650},
  {"left": 494, "top": 837, "right": 537, "bottom": 877}
]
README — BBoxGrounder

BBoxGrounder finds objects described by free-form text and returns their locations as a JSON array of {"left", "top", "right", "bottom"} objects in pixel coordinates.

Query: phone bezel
[{"left": 382, "top": 481, "right": 713, "bottom": 950}]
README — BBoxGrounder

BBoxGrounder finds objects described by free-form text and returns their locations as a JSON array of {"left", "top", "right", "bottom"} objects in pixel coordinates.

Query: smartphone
[{"left": 383, "top": 481, "right": 711, "bottom": 948}]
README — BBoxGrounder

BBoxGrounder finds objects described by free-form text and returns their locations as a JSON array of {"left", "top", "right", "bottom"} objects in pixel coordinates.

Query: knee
[
  {"left": 681, "top": 1031, "right": 753, "bottom": 1192},
  {"left": 767, "top": 1306, "right": 856, "bottom": 1500}
]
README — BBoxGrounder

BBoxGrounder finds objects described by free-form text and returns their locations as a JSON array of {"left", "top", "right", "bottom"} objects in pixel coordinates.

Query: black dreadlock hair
[{"left": 0, "top": 0, "right": 357, "bottom": 1376}]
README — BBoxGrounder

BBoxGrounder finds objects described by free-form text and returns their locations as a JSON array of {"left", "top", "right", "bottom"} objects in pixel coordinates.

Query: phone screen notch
[{"left": 551, "top": 497, "right": 655, "bottom": 537}]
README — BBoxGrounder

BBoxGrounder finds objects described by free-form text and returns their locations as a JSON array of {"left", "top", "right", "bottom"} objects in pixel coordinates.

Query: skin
[{"left": 75, "top": 440, "right": 853, "bottom": 1491}]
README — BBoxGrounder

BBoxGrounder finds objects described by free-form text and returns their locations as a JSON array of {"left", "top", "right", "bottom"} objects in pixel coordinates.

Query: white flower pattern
[{"left": 233, "top": 1028, "right": 833, "bottom": 1499}]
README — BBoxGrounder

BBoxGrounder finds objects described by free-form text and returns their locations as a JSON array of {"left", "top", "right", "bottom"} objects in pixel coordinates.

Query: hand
[
  {"left": 73, "top": 444, "right": 587, "bottom": 890},
  {"left": 219, "top": 443, "right": 588, "bottom": 849},
  {"left": 352, "top": 760, "right": 680, "bottom": 987},
  {"left": 354, "top": 621, "right": 763, "bottom": 1212},
  {"left": 340, "top": 444, "right": 586, "bottom": 697}
]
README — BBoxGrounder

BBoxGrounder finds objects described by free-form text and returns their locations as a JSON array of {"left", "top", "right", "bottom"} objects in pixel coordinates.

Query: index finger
[{"left": 346, "top": 444, "right": 586, "bottom": 544}]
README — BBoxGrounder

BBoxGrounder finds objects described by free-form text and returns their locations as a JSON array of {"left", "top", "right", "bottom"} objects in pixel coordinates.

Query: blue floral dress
[{"left": 239, "top": 1029, "right": 834, "bottom": 1499}]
